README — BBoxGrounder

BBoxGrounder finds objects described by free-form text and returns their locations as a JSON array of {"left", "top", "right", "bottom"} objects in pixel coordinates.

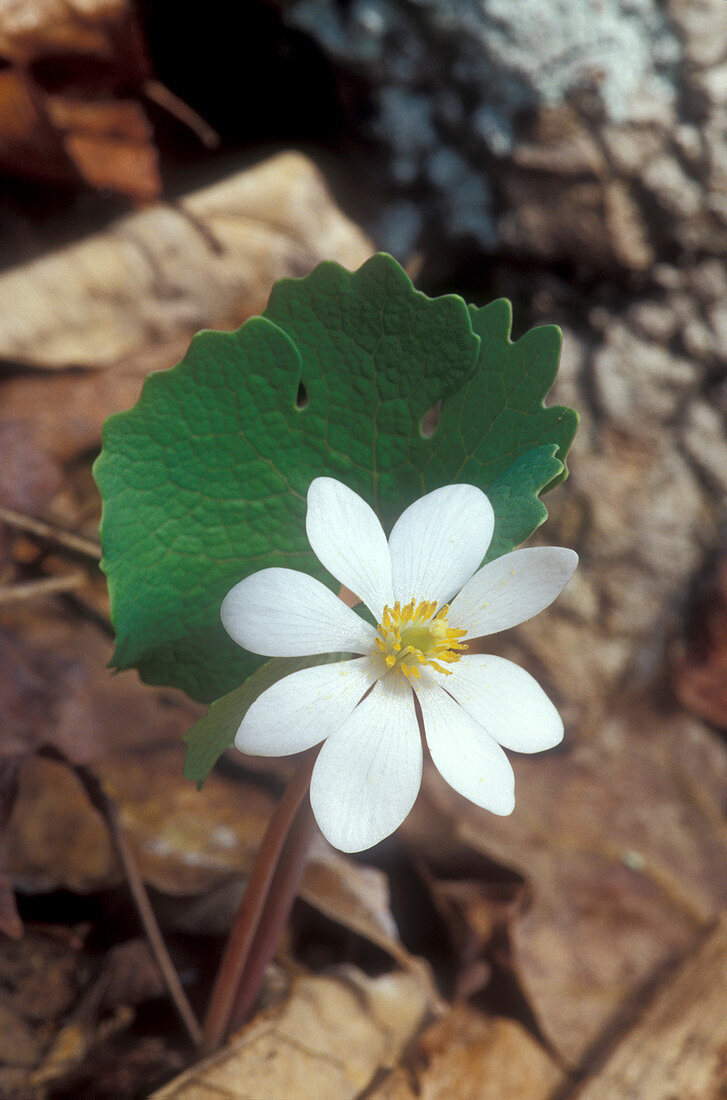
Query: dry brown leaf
[
  {"left": 0, "top": 151, "right": 374, "bottom": 369},
  {"left": 46, "top": 94, "right": 161, "bottom": 200},
  {"left": 153, "top": 967, "right": 429, "bottom": 1100},
  {"left": 8, "top": 742, "right": 427, "bottom": 985},
  {"left": 2, "top": 606, "right": 415, "bottom": 965},
  {"left": 0, "top": 353, "right": 168, "bottom": 513},
  {"left": 370, "top": 1005, "right": 564, "bottom": 1100},
  {"left": 301, "top": 837, "right": 422, "bottom": 973},
  {"left": 575, "top": 915, "right": 727, "bottom": 1099},
  {"left": 404, "top": 699, "right": 727, "bottom": 1067},
  {"left": 0, "top": 0, "right": 132, "bottom": 63},
  {"left": 0, "top": 0, "right": 159, "bottom": 200},
  {"left": 672, "top": 552, "right": 727, "bottom": 729},
  {"left": 0, "top": 604, "right": 200, "bottom": 765}
]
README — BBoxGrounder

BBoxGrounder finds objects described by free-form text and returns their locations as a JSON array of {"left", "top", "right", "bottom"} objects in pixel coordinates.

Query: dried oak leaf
[
  {"left": 0, "top": 0, "right": 159, "bottom": 200},
  {"left": 153, "top": 968, "right": 428, "bottom": 1100},
  {"left": 8, "top": 746, "right": 431, "bottom": 995},
  {"left": 672, "top": 552, "right": 727, "bottom": 729},
  {"left": 0, "top": 152, "right": 374, "bottom": 369},
  {"left": 406, "top": 699, "right": 727, "bottom": 1067},
  {"left": 369, "top": 1004, "right": 563, "bottom": 1100}
]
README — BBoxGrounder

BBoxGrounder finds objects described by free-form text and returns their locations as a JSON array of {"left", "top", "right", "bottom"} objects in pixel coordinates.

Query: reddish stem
[
  {"left": 202, "top": 750, "right": 317, "bottom": 1052},
  {"left": 228, "top": 796, "right": 317, "bottom": 1030}
]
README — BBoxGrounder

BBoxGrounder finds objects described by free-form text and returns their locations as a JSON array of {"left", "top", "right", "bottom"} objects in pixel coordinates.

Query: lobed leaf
[{"left": 95, "top": 254, "right": 576, "bottom": 707}]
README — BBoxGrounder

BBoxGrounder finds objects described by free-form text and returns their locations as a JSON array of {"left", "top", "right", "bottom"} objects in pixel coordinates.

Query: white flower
[{"left": 221, "top": 478, "right": 577, "bottom": 853}]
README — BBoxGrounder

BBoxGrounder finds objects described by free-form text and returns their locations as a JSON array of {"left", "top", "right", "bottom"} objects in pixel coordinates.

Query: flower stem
[
  {"left": 202, "top": 750, "right": 317, "bottom": 1052},
  {"left": 228, "top": 796, "right": 317, "bottom": 1030}
]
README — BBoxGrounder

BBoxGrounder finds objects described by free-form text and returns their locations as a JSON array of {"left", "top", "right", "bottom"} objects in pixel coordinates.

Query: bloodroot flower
[{"left": 221, "top": 479, "right": 577, "bottom": 853}]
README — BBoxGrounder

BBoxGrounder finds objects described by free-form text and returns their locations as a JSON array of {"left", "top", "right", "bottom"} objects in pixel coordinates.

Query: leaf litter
[{"left": 3, "top": 123, "right": 727, "bottom": 1098}]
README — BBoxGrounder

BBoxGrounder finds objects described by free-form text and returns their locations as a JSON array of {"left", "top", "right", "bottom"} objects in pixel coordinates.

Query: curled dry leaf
[
  {"left": 153, "top": 967, "right": 428, "bottom": 1100},
  {"left": 0, "top": 152, "right": 374, "bottom": 369}
]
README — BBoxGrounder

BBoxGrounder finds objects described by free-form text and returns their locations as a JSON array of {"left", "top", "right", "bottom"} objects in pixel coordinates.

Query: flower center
[{"left": 374, "top": 598, "right": 468, "bottom": 680}]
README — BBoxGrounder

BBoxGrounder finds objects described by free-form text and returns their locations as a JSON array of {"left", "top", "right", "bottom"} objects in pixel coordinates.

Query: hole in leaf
[
  {"left": 420, "top": 400, "right": 442, "bottom": 438},
  {"left": 295, "top": 381, "right": 309, "bottom": 409}
]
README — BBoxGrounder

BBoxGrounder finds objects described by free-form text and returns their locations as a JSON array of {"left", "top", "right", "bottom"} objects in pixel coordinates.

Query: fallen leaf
[
  {"left": 0, "top": 1001, "right": 45, "bottom": 1069},
  {"left": 407, "top": 698, "right": 727, "bottom": 1066},
  {"left": 47, "top": 93, "right": 161, "bottom": 200},
  {"left": 0, "top": 0, "right": 159, "bottom": 200},
  {"left": 0, "top": 925, "right": 85, "bottom": 1095},
  {"left": 0, "top": 925, "right": 80, "bottom": 1022},
  {"left": 0, "top": 0, "right": 139, "bottom": 64},
  {"left": 8, "top": 743, "right": 427, "bottom": 985},
  {"left": 0, "top": 604, "right": 200, "bottom": 765},
  {"left": 369, "top": 1005, "right": 564, "bottom": 1100},
  {"left": 301, "top": 835, "right": 440, "bottom": 1001},
  {"left": 0, "top": 152, "right": 374, "bottom": 369},
  {"left": 153, "top": 967, "right": 429, "bottom": 1100},
  {"left": 0, "top": 340, "right": 188, "bottom": 524},
  {"left": 672, "top": 551, "right": 727, "bottom": 729},
  {"left": 575, "top": 914, "right": 727, "bottom": 1099}
]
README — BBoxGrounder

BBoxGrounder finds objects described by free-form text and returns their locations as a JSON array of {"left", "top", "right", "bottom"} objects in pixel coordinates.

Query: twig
[
  {"left": 0, "top": 506, "right": 102, "bottom": 561},
  {"left": 39, "top": 747, "right": 203, "bottom": 1047},
  {"left": 144, "top": 80, "right": 220, "bottom": 149},
  {"left": 202, "top": 750, "right": 317, "bottom": 1052},
  {"left": 0, "top": 573, "right": 87, "bottom": 605}
]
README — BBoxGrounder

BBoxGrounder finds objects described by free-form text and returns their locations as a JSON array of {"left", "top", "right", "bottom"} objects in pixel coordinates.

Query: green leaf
[
  {"left": 95, "top": 254, "right": 480, "bottom": 703},
  {"left": 183, "top": 653, "right": 341, "bottom": 787},
  {"left": 94, "top": 254, "right": 577, "bottom": 705},
  {"left": 417, "top": 298, "right": 578, "bottom": 554},
  {"left": 484, "top": 445, "right": 564, "bottom": 562},
  {"left": 419, "top": 299, "right": 576, "bottom": 490}
]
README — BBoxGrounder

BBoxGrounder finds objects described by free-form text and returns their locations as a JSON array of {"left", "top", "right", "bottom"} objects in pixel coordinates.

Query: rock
[
  {"left": 642, "top": 155, "right": 703, "bottom": 218},
  {"left": 627, "top": 301, "right": 678, "bottom": 342},
  {"left": 667, "top": 0, "right": 727, "bottom": 69},
  {"left": 681, "top": 401, "right": 727, "bottom": 496},
  {"left": 592, "top": 326, "right": 700, "bottom": 431},
  {"left": 275, "top": 0, "right": 682, "bottom": 262}
]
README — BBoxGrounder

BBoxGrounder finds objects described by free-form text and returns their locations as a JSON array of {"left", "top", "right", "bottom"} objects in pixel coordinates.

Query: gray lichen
[{"left": 277, "top": 0, "right": 682, "bottom": 257}]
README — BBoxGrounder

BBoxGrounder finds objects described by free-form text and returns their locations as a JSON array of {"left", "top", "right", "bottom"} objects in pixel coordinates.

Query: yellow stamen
[{"left": 374, "top": 597, "right": 468, "bottom": 680}]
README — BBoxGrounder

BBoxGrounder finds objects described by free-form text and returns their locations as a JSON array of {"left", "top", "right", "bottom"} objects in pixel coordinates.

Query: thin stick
[
  {"left": 202, "top": 751, "right": 316, "bottom": 1052},
  {"left": 0, "top": 573, "right": 87, "bottom": 605},
  {"left": 0, "top": 506, "right": 102, "bottom": 561},
  {"left": 144, "top": 80, "right": 220, "bottom": 148},
  {"left": 39, "top": 748, "right": 203, "bottom": 1046}
]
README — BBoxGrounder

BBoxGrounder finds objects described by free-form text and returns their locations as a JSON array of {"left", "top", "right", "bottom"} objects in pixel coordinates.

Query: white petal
[
  {"left": 414, "top": 676, "right": 515, "bottom": 815},
  {"left": 310, "top": 676, "right": 422, "bottom": 852},
  {"left": 388, "top": 484, "right": 495, "bottom": 606},
  {"left": 221, "top": 568, "right": 376, "bottom": 657},
  {"left": 445, "top": 655, "right": 563, "bottom": 753},
  {"left": 306, "top": 478, "right": 393, "bottom": 620},
  {"left": 450, "top": 547, "right": 578, "bottom": 637},
  {"left": 235, "top": 657, "right": 380, "bottom": 756}
]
